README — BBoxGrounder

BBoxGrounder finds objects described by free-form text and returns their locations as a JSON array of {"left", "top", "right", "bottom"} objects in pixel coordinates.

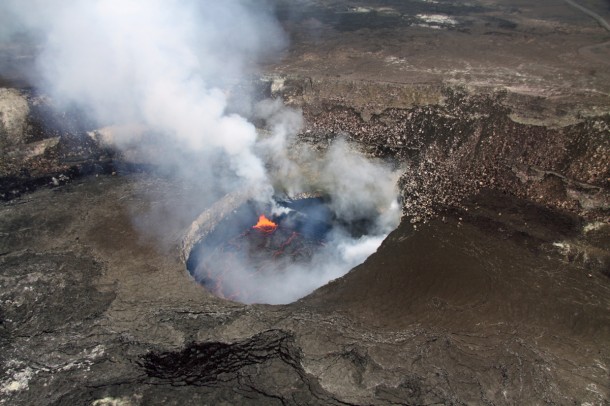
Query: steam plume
[
  {"left": 1, "top": 0, "right": 402, "bottom": 304},
  {"left": 2, "top": 0, "right": 285, "bottom": 195}
]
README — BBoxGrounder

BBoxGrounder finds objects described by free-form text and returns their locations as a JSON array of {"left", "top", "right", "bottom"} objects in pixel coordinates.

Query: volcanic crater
[
  {"left": 184, "top": 178, "right": 399, "bottom": 304},
  {"left": 186, "top": 196, "right": 337, "bottom": 303}
]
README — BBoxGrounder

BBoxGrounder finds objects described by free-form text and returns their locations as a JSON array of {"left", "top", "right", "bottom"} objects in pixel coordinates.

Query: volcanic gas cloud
[{"left": 1, "top": 0, "right": 402, "bottom": 303}]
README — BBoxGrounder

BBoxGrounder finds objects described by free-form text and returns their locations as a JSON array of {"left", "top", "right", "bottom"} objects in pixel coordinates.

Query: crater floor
[{"left": 1, "top": 174, "right": 609, "bottom": 404}]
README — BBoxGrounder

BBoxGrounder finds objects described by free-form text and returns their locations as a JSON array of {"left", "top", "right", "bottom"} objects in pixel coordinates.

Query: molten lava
[{"left": 252, "top": 214, "right": 278, "bottom": 233}]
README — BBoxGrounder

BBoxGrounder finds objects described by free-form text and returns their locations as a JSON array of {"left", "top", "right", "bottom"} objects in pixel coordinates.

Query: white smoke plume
[
  {"left": 2, "top": 0, "right": 285, "bottom": 195},
  {"left": 1, "top": 0, "right": 402, "bottom": 304}
]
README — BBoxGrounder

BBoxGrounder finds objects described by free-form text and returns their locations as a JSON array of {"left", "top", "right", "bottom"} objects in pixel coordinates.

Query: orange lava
[{"left": 252, "top": 214, "right": 278, "bottom": 233}]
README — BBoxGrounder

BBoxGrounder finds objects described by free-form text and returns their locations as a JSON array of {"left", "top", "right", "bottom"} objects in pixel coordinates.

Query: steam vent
[{"left": 1, "top": 0, "right": 610, "bottom": 404}]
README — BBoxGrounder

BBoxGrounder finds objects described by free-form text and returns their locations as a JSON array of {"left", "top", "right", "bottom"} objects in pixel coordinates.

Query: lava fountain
[{"left": 252, "top": 215, "right": 278, "bottom": 233}]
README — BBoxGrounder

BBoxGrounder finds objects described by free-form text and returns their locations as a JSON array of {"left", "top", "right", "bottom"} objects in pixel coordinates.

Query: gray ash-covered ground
[{"left": 1, "top": 175, "right": 609, "bottom": 405}]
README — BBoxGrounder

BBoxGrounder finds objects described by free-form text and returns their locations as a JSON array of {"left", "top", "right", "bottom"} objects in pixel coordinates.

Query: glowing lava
[{"left": 252, "top": 214, "right": 278, "bottom": 233}]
